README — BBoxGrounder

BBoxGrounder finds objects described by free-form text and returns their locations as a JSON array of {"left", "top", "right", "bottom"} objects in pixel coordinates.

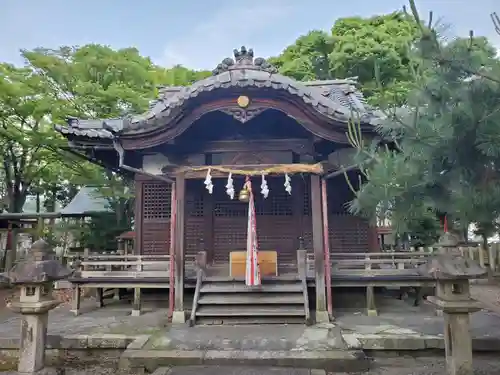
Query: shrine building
[{"left": 55, "top": 47, "right": 381, "bottom": 324}]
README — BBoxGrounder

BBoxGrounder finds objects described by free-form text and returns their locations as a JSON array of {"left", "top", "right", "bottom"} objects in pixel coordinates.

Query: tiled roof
[
  {"left": 59, "top": 186, "right": 111, "bottom": 216},
  {"left": 55, "top": 47, "right": 380, "bottom": 140},
  {"left": 54, "top": 118, "right": 122, "bottom": 139}
]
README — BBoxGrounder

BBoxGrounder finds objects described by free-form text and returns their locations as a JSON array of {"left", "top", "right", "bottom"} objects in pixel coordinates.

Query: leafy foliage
[
  {"left": 269, "top": 13, "right": 420, "bottom": 106},
  {"left": 0, "top": 44, "right": 210, "bottom": 250},
  {"left": 347, "top": 3, "right": 500, "bottom": 244},
  {"left": 0, "top": 62, "right": 69, "bottom": 212}
]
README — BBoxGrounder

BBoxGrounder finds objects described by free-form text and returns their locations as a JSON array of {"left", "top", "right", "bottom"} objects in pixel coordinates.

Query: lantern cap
[
  {"left": 7, "top": 239, "right": 73, "bottom": 285},
  {"left": 436, "top": 232, "right": 459, "bottom": 248},
  {"left": 418, "top": 253, "right": 487, "bottom": 280}
]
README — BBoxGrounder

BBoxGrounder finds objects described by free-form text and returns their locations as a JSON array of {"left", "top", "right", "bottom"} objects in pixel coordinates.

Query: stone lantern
[
  {"left": 0, "top": 272, "right": 9, "bottom": 284},
  {"left": 435, "top": 231, "right": 460, "bottom": 253},
  {"left": 418, "top": 253, "right": 487, "bottom": 375},
  {"left": 6, "top": 239, "right": 73, "bottom": 375}
]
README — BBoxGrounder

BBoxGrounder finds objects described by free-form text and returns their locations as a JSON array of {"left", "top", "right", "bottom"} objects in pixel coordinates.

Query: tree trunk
[
  {"left": 8, "top": 187, "right": 27, "bottom": 213},
  {"left": 482, "top": 234, "right": 488, "bottom": 251}
]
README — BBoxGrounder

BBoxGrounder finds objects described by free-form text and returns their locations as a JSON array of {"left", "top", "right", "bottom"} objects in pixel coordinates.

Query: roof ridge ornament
[{"left": 212, "top": 46, "right": 278, "bottom": 76}]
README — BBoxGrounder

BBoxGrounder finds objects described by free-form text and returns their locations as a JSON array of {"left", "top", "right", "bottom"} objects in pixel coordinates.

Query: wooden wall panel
[
  {"left": 140, "top": 181, "right": 171, "bottom": 255},
  {"left": 137, "top": 174, "right": 370, "bottom": 259}
]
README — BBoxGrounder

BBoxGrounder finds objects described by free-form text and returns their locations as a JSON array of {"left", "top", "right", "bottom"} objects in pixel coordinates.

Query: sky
[{"left": 1, "top": 0, "right": 498, "bottom": 70}]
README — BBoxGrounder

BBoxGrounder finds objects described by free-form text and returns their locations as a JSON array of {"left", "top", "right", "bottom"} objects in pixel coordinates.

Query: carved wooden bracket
[{"left": 219, "top": 107, "right": 266, "bottom": 123}]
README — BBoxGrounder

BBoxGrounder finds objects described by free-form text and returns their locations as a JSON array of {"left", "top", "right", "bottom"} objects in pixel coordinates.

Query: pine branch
[{"left": 491, "top": 12, "right": 500, "bottom": 36}]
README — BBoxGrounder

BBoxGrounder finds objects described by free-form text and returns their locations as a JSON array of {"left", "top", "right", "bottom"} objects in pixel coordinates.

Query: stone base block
[
  {"left": 315, "top": 310, "right": 330, "bottom": 323},
  {"left": 19, "top": 367, "right": 62, "bottom": 375},
  {"left": 172, "top": 310, "right": 186, "bottom": 324}
]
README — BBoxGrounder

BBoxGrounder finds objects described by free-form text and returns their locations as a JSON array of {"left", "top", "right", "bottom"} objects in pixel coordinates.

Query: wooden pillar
[
  {"left": 132, "top": 288, "right": 142, "bottom": 316},
  {"left": 310, "top": 175, "right": 328, "bottom": 322},
  {"left": 70, "top": 285, "right": 81, "bottom": 316},
  {"left": 134, "top": 178, "right": 143, "bottom": 256},
  {"left": 367, "top": 222, "right": 379, "bottom": 252},
  {"left": 366, "top": 218, "right": 378, "bottom": 316},
  {"left": 321, "top": 179, "right": 333, "bottom": 318},
  {"left": 173, "top": 173, "right": 186, "bottom": 323}
]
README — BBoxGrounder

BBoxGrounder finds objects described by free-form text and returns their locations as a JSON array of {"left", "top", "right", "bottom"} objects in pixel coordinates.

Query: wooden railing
[
  {"left": 69, "top": 253, "right": 198, "bottom": 279},
  {"left": 306, "top": 245, "right": 500, "bottom": 276}
]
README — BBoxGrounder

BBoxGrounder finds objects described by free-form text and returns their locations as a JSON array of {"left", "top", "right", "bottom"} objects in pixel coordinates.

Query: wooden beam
[
  {"left": 0, "top": 213, "right": 61, "bottom": 220},
  {"left": 310, "top": 175, "right": 328, "bottom": 322},
  {"left": 173, "top": 173, "right": 186, "bottom": 323},
  {"left": 168, "top": 163, "right": 323, "bottom": 179},
  {"left": 175, "top": 139, "right": 314, "bottom": 154}
]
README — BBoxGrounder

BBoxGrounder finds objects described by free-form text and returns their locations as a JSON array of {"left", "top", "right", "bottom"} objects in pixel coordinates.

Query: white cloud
[{"left": 157, "top": 0, "right": 299, "bottom": 70}]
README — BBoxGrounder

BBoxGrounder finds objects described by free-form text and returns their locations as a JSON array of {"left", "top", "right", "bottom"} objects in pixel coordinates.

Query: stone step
[
  {"left": 196, "top": 304, "right": 305, "bottom": 317},
  {"left": 150, "top": 366, "right": 316, "bottom": 375},
  {"left": 198, "top": 293, "right": 304, "bottom": 305},
  {"left": 196, "top": 316, "right": 307, "bottom": 325},
  {"left": 200, "top": 282, "right": 303, "bottom": 293},
  {"left": 205, "top": 275, "right": 301, "bottom": 282},
  {"left": 120, "top": 348, "right": 369, "bottom": 373}
]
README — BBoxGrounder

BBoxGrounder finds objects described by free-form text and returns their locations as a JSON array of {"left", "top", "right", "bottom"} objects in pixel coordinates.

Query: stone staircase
[{"left": 189, "top": 277, "right": 310, "bottom": 325}]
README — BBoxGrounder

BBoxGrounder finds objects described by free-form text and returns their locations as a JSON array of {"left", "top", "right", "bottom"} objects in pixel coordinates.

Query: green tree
[
  {"left": 156, "top": 64, "right": 211, "bottom": 86},
  {"left": 347, "top": 3, "right": 500, "bottom": 244},
  {"left": 0, "top": 62, "right": 69, "bottom": 212},
  {"left": 23, "top": 45, "right": 159, "bottom": 118},
  {"left": 269, "top": 13, "right": 420, "bottom": 106},
  {"left": 18, "top": 44, "right": 209, "bottom": 248}
]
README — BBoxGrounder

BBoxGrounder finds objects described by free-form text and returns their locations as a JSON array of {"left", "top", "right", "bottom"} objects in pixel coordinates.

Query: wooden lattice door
[
  {"left": 140, "top": 181, "right": 171, "bottom": 255},
  {"left": 326, "top": 178, "right": 369, "bottom": 253},
  {"left": 211, "top": 176, "right": 304, "bottom": 265},
  {"left": 185, "top": 180, "right": 206, "bottom": 259},
  {"left": 212, "top": 177, "right": 248, "bottom": 263}
]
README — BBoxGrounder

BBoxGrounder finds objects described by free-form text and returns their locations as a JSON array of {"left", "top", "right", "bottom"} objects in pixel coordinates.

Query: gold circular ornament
[{"left": 237, "top": 95, "right": 250, "bottom": 108}]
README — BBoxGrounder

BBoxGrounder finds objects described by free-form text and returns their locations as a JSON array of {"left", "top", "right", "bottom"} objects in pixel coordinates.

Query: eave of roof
[{"left": 54, "top": 47, "right": 382, "bottom": 141}]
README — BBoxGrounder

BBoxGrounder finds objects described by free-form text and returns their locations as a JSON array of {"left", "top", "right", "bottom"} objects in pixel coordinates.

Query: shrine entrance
[{"left": 184, "top": 174, "right": 313, "bottom": 278}]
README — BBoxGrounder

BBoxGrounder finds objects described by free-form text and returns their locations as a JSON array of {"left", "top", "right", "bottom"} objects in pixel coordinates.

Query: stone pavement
[
  {"left": 471, "top": 283, "right": 500, "bottom": 315},
  {"left": 1, "top": 289, "right": 500, "bottom": 353},
  {"left": 335, "top": 293, "right": 500, "bottom": 340},
  {"left": 2, "top": 358, "right": 500, "bottom": 375},
  {"left": 0, "top": 299, "right": 170, "bottom": 339},
  {"left": 1, "top": 291, "right": 500, "bottom": 373}
]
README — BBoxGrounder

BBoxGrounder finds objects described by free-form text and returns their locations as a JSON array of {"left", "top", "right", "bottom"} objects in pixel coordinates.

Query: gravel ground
[{"left": 1, "top": 356, "right": 499, "bottom": 375}]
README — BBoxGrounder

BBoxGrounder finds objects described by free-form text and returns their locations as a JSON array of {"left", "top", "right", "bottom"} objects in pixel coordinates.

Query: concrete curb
[
  {"left": 1, "top": 332, "right": 500, "bottom": 352},
  {"left": 343, "top": 333, "right": 500, "bottom": 352},
  {"left": 119, "top": 348, "right": 370, "bottom": 373},
  {"left": 149, "top": 368, "right": 328, "bottom": 375},
  {"left": 0, "top": 333, "right": 138, "bottom": 350}
]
